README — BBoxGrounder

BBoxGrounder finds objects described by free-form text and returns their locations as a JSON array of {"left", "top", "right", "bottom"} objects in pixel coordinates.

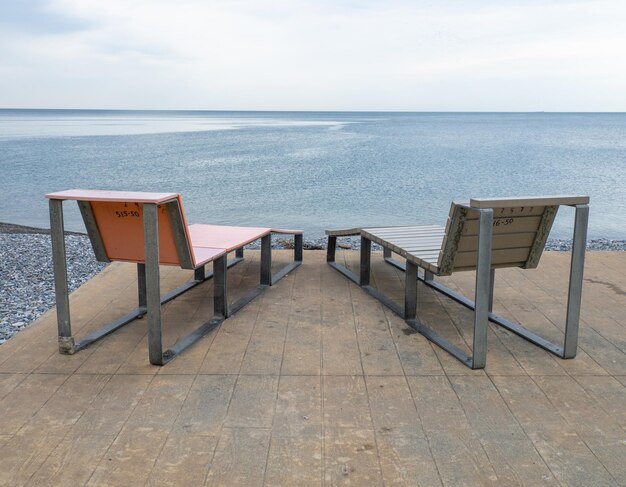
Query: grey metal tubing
[
  {"left": 194, "top": 265, "right": 206, "bottom": 282},
  {"left": 78, "top": 201, "right": 109, "bottom": 263},
  {"left": 360, "top": 237, "right": 371, "bottom": 286},
  {"left": 143, "top": 203, "right": 164, "bottom": 365},
  {"left": 137, "top": 263, "right": 147, "bottom": 309},
  {"left": 406, "top": 319, "right": 473, "bottom": 367},
  {"left": 471, "top": 208, "right": 493, "bottom": 369},
  {"left": 51, "top": 209, "right": 300, "bottom": 364},
  {"left": 163, "top": 316, "right": 224, "bottom": 362},
  {"left": 49, "top": 199, "right": 74, "bottom": 353},
  {"left": 563, "top": 204, "right": 589, "bottom": 358},
  {"left": 362, "top": 285, "right": 404, "bottom": 317},
  {"left": 381, "top": 246, "right": 584, "bottom": 360},
  {"left": 74, "top": 308, "right": 147, "bottom": 352},
  {"left": 488, "top": 268, "right": 495, "bottom": 313},
  {"left": 383, "top": 247, "right": 392, "bottom": 259},
  {"left": 261, "top": 234, "right": 272, "bottom": 286},
  {"left": 327, "top": 236, "right": 337, "bottom": 262},
  {"left": 328, "top": 261, "right": 360, "bottom": 284},
  {"left": 404, "top": 261, "right": 418, "bottom": 320},
  {"left": 213, "top": 255, "right": 229, "bottom": 318},
  {"left": 294, "top": 234, "right": 303, "bottom": 262}
]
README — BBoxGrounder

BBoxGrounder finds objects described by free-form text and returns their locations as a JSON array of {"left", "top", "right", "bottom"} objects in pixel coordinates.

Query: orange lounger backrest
[{"left": 46, "top": 189, "right": 194, "bottom": 267}]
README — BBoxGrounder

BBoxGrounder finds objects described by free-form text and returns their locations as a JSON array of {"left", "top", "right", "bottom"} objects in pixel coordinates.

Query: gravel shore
[{"left": 1, "top": 222, "right": 624, "bottom": 344}]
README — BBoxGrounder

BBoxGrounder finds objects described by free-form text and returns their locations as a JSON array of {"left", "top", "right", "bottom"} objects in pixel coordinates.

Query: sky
[{"left": 1, "top": 0, "right": 625, "bottom": 111}]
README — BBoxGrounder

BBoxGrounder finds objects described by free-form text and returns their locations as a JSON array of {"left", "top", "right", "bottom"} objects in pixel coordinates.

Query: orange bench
[{"left": 47, "top": 189, "right": 303, "bottom": 365}]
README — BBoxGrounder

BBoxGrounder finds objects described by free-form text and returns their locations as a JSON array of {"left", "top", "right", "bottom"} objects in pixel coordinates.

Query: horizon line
[{"left": 1, "top": 107, "right": 626, "bottom": 114}]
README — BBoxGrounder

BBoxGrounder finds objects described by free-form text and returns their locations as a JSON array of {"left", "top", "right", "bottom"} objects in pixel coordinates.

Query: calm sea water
[{"left": 0, "top": 109, "right": 625, "bottom": 239}]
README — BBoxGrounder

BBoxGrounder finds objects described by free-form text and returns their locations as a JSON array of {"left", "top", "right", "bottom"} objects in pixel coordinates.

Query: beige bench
[{"left": 326, "top": 196, "right": 589, "bottom": 369}]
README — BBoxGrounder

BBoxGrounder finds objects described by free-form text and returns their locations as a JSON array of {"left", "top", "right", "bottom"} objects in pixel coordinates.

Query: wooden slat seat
[
  {"left": 326, "top": 195, "right": 589, "bottom": 370},
  {"left": 46, "top": 189, "right": 303, "bottom": 365}
]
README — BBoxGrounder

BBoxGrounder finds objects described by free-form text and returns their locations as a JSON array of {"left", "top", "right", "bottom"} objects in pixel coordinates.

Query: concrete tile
[
  {"left": 172, "top": 374, "right": 237, "bottom": 436},
  {"left": 265, "top": 436, "right": 323, "bottom": 487},
  {"left": 205, "top": 427, "right": 271, "bottom": 487},
  {"left": 224, "top": 374, "right": 279, "bottom": 428},
  {"left": 324, "top": 428, "right": 383, "bottom": 486},
  {"left": 146, "top": 434, "right": 219, "bottom": 487},
  {"left": 323, "top": 375, "right": 372, "bottom": 430}
]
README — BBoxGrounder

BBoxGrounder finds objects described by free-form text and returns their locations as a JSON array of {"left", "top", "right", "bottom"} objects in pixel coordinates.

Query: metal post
[
  {"left": 424, "top": 270, "right": 435, "bottom": 283},
  {"left": 213, "top": 255, "right": 229, "bottom": 318},
  {"left": 137, "top": 263, "right": 147, "bottom": 308},
  {"left": 236, "top": 246, "right": 244, "bottom": 259},
  {"left": 563, "top": 204, "right": 589, "bottom": 358},
  {"left": 143, "top": 203, "right": 163, "bottom": 365},
  {"left": 294, "top": 234, "right": 303, "bottom": 262},
  {"left": 383, "top": 247, "right": 392, "bottom": 259},
  {"left": 261, "top": 234, "right": 272, "bottom": 286},
  {"left": 49, "top": 199, "right": 75, "bottom": 354},
  {"left": 194, "top": 265, "right": 205, "bottom": 282},
  {"left": 488, "top": 268, "right": 495, "bottom": 313},
  {"left": 405, "top": 260, "right": 418, "bottom": 320},
  {"left": 360, "top": 237, "right": 371, "bottom": 286},
  {"left": 472, "top": 208, "right": 493, "bottom": 369},
  {"left": 327, "top": 236, "right": 337, "bottom": 262}
]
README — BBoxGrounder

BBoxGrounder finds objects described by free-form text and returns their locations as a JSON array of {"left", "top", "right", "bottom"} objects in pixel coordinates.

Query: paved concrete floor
[{"left": 0, "top": 250, "right": 624, "bottom": 486}]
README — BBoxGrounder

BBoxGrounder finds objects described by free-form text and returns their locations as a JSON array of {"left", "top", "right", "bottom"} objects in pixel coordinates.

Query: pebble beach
[{"left": 1, "top": 222, "right": 624, "bottom": 345}]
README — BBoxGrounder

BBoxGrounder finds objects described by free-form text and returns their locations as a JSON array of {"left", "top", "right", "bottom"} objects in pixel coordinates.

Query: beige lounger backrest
[{"left": 437, "top": 196, "right": 589, "bottom": 275}]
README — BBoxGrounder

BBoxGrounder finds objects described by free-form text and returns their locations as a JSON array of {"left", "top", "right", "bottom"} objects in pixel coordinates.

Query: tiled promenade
[{"left": 0, "top": 250, "right": 624, "bottom": 486}]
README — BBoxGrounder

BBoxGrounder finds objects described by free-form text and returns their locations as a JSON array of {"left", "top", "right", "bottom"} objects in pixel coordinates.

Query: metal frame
[
  {"left": 49, "top": 199, "right": 303, "bottom": 365},
  {"left": 326, "top": 204, "right": 589, "bottom": 369}
]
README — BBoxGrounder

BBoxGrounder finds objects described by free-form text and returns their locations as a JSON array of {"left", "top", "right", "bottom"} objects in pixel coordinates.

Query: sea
[{"left": 0, "top": 109, "right": 625, "bottom": 240}]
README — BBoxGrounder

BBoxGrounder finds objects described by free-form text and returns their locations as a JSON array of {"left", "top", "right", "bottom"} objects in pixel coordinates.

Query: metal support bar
[
  {"left": 327, "top": 236, "right": 337, "bottom": 262},
  {"left": 360, "top": 237, "right": 371, "bottom": 286},
  {"left": 404, "top": 261, "right": 417, "bottom": 320},
  {"left": 383, "top": 247, "right": 392, "bottom": 259},
  {"left": 563, "top": 204, "right": 589, "bottom": 358},
  {"left": 194, "top": 265, "right": 205, "bottom": 282},
  {"left": 261, "top": 234, "right": 272, "bottom": 286},
  {"left": 236, "top": 246, "right": 244, "bottom": 258},
  {"left": 143, "top": 203, "right": 164, "bottom": 365},
  {"left": 213, "top": 255, "right": 229, "bottom": 318},
  {"left": 49, "top": 199, "right": 75, "bottom": 354},
  {"left": 488, "top": 268, "right": 495, "bottom": 313},
  {"left": 137, "top": 263, "right": 147, "bottom": 308},
  {"left": 294, "top": 234, "right": 303, "bottom": 263},
  {"left": 471, "top": 209, "right": 493, "bottom": 369}
]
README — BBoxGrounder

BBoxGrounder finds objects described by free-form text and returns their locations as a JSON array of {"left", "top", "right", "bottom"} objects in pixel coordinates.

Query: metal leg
[
  {"left": 488, "top": 268, "right": 495, "bottom": 313},
  {"left": 360, "top": 237, "right": 371, "bottom": 286},
  {"left": 236, "top": 246, "right": 244, "bottom": 259},
  {"left": 563, "top": 204, "right": 589, "bottom": 358},
  {"left": 295, "top": 234, "right": 303, "bottom": 262},
  {"left": 261, "top": 234, "right": 272, "bottom": 286},
  {"left": 194, "top": 265, "right": 205, "bottom": 282},
  {"left": 213, "top": 255, "right": 229, "bottom": 318},
  {"left": 327, "top": 236, "right": 337, "bottom": 262},
  {"left": 424, "top": 270, "right": 434, "bottom": 283},
  {"left": 137, "top": 263, "right": 147, "bottom": 309},
  {"left": 405, "top": 261, "right": 417, "bottom": 320},
  {"left": 143, "top": 203, "right": 164, "bottom": 365},
  {"left": 472, "top": 209, "right": 493, "bottom": 369},
  {"left": 50, "top": 199, "right": 75, "bottom": 354},
  {"left": 383, "top": 247, "right": 392, "bottom": 259}
]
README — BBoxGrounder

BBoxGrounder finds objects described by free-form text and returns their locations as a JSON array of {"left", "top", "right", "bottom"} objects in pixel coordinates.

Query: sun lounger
[
  {"left": 326, "top": 196, "right": 589, "bottom": 369},
  {"left": 46, "top": 189, "right": 303, "bottom": 365}
]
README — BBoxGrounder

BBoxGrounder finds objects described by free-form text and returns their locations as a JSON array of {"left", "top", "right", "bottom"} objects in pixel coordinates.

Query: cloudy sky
[{"left": 1, "top": 0, "right": 625, "bottom": 111}]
